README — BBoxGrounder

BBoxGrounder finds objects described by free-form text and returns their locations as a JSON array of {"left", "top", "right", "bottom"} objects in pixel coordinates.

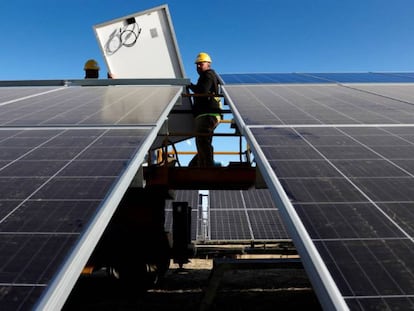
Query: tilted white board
[{"left": 94, "top": 5, "right": 185, "bottom": 79}]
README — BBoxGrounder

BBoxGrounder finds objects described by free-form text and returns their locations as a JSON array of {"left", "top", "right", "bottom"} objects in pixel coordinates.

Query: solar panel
[
  {"left": 307, "top": 72, "right": 414, "bottom": 83},
  {"left": 222, "top": 74, "right": 414, "bottom": 310},
  {"left": 165, "top": 189, "right": 290, "bottom": 242},
  {"left": 0, "top": 85, "right": 181, "bottom": 126},
  {"left": 0, "top": 86, "right": 64, "bottom": 104},
  {"left": 222, "top": 84, "right": 414, "bottom": 126},
  {"left": 220, "top": 72, "right": 414, "bottom": 84},
  {"left": 342, "top": 83, "right": 414, "bottom": 105},
  {"left": 0, "top": 84, "right": 182, "bottom": 310},
  {"left": 219, "top": 73, "right": 328, "bottom": 84},
  {"left": 209, "top": 189, "right": 289, "bottom": 241},
  {"left": 210, "top": 210, "right": 252, "bottom": 240}
]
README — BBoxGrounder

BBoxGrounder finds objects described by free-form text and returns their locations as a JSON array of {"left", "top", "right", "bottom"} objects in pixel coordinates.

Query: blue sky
[{"left": 1, "top": 0, "right": 414, "bottom": 82}]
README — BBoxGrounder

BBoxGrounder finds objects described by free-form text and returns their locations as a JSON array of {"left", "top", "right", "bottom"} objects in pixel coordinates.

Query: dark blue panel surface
[
  {"left": 209, "top": 189, "right": 289, "bottom": 241},
  {"left": 220, "top": 72, "right": 414, "bottom": 84},
  {"left": 0, "top": 127, "right": 153, "bottom": 310},
  {"left": 247, "top": 209, "right": 289, "bottom": 240},
  {"left": 315, "top": 239, "right": 414, "bottom": 298},
  {"left": 0, "top": 87, "right": 61, "bottom": 103},
  {"left": 220, "top": 73, "right": 327, "bottom": 84},
  {"left": 247, "top": 125, "right": 414, "bottom": 309},
  {"left": 165, "top": 189, "right": 290, "bottom": 242},
  {"left": 223, "top": 84, "right": 414, "bottom": 126},
  {"left": 0, "top": 83, "right": 182, "bottom": 311},
  {"left": 308, "top": 72, "right": 414, "bottom": 83},
  {"left": 209, "top": 210, "right": 251, "bottom": 240},
  {"left": 222, "top": 75, "right": 414, "bottom": 309}
]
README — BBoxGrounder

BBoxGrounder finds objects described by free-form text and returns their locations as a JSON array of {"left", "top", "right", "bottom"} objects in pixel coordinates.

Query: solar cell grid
[
  {"left": 209, "top": 210, "right": 252, "bottom": 240},
  {"left": 4, "top": 73, "right": 414, "bottom": 310},
  {"left": 223, "top": 74, "right": 414, "bottom": 310},
  {"left": 0, "top": 201, "right": 97, "bottom": 233},
  {"left": 239, "top": 188, "right": 277, "bottom": 209},
  {"left": 269, "top": 160, "right": 340, "bottom": 178},
  {"left": 0, "top": 234, "right": 78, "bottom": 282},
  {"left": 208, "top": 190, "right": 289, "bottom": 241},
  {"left": 250, "top": 126, "right": 414, "bottom": 204},
  {"left": 309, "top": 72, "right": 414, "bottom": 83},
  {"left": 393, "top": 159, "right": 414, "bottom": 174},
  {"left": 361, "top": 84, "right": 414, "bottom": 104},
  {"left": 247, "top": 209, "right": 290, "bottom": 240},
  {"left": 220, "top": 73, "right": 328, "bottom": 84},
  {"left": 224, "top": 84, "right": 414, "bottom": 126},
  {"left": 330, "top": 159, "right": 408, "bottom": 177},
  {"left": 0, "top": 84, "right": 182, "bottom": 311},
  {"left": 293, "top": 203, "right": 405, "bottom": 239},
  {"left": 166, "top": 190, "right": 199, "bottom": 209},
  {"left": 220, "top": 72, "right": 414, "bottom": 84},
  {"left": 209, "top": 190, "right": 243, "bottom": 209},
  {"left": 0, "top": 286, "right": 44, "bottom": 311},
  {"left": 387, "top": 72, "right": 414, "bottom": 79},
  {"left": 0, "top": 87, "right": 63, "bottom": 104},
  {"left": 0, "top": 127, "right": 152, "bottom": 224},
  {"left": 0, "top": 86, "right": 181, "bottom": 126},
  {"left": 378, "top": 203, "right": 414, "bottom": 236},
  {"left": 165, "top": 190, "right": 290, "bottom": 242},
  {"left": 315, "top": 239, "right": 414, "bottom": 296}
]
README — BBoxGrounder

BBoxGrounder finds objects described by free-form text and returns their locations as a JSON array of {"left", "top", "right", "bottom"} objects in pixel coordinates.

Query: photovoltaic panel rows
[
  {"left": 0, "top": 86, "right": 64, "bottom": 104},
  {"left": 222, "top": 73, "right": 414, "bottom": 310},
  {"left": 0, "top": 86, "right": 181, "bottom": 126},
  {"left": 0, "top": 84, "right": 181, "bottom": 311},
  {"left": 165, "top": 189, "right": 290, "bottom": 242},
  {"left": 219, "top": 73, "right": 328, "bottom": 84},
  {"left": 306, "top": 72, "right": 414, "bottom": 83},
  {"left": 0, "top": 127, "right": 153, "bottom": 310},
  {"left": 209, "top": 189, "right": 290, "bottom": 241},
  {"left": 222, "top": 84, "right": 414, "bottom": 126},
  {"left": 220, "top": 72, "right": 414, "bottom": 84}
]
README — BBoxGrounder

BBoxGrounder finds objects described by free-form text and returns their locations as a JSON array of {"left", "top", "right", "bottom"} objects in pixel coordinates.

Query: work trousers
[{"left": 189, "top": 115, "right": 219, "bottom": 167}]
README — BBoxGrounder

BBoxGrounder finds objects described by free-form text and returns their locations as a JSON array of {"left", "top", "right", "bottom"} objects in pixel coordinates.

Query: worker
[
  {"left": 187, "top": 52, "right": 222, "bottom": 167},
  {"left": 84, "top": 59, "right": 100, "bottom": 79}
]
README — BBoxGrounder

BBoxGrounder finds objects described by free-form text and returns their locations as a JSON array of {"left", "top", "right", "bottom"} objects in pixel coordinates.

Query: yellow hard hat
[
  {"left": 84, "top": 59, "right": 100, "bottom": 71},
  {"left": 194, "top": 52, "right": 212, "bottom": 64}
]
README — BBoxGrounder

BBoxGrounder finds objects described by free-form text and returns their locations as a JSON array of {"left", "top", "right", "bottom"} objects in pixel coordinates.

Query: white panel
[{"left": 94, "top": 5, "right": 185, "bottom": 79}]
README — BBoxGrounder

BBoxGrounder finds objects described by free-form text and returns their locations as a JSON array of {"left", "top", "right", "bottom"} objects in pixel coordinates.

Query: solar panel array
[
  {"left": 209, "top": 189, "right": 289, "bottom": 241},
  {"left": 0, "top": 84, "right": 181, "bottom": 310},
  {"left": 165, "top": 189, "right": 290, "bottom": 242},
  {"left": 220, "top": 72, "right": 414, "bottom": 84},
  {"left": 3, "top": 72, "right": 414, "bottom": 310},
  {"left": 221, "top": 72, "right": 414, "bottom": 310}
]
